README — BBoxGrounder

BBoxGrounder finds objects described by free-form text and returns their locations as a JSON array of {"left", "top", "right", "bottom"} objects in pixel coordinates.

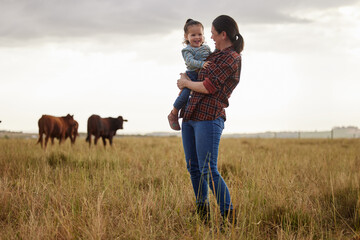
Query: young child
[{"left": 168, "top": 19, "right": 211, "bottom": 130}]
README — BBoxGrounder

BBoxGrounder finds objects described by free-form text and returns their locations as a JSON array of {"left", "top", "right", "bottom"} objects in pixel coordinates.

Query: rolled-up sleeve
[{"left": 203, "top": 77, "right": 217, "bottom": 94}]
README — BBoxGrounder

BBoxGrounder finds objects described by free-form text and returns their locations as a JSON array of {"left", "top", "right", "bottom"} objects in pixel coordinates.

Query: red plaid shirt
[{"left": 180, "top": 46, "right": 242, "bottom": 121}]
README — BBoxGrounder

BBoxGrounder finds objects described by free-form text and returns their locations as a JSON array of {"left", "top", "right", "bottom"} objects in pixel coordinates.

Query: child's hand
[{"left": 203, "top": 61, "right": 211, "bottom": 69}]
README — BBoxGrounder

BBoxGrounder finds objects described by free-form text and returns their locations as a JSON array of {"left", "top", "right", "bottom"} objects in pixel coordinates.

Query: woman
[{"left": 177, "top": 15, "right": 244, "bottom": 224}]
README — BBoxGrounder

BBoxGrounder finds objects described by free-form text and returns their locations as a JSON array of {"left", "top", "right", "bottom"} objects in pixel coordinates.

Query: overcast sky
[{"left": 1, "top": 0, "right": 359, "bottom": 134}]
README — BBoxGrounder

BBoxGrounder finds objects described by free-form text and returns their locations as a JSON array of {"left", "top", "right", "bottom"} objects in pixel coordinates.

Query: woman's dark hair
[
  {"left": 183, "top": 19, "right": 204, "bottom": 45},
  {"left": 212, "top": 15, "right": 244, "bottom": 53}
]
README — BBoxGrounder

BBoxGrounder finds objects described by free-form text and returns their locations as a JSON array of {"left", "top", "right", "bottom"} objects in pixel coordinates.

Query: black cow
[{"left": 85, "top": 114, "right": 127, "bottom": 147}]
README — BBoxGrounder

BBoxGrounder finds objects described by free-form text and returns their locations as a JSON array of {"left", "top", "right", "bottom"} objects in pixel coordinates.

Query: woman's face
[
  {"left": 212, "top": 25, "right": 235, "bottom": 51},
  {"left": 211, "top": 25, "right": 223, "bottom": 50},
  {"left": 211, "top": 26, "right": 221, "bottom": 50}
]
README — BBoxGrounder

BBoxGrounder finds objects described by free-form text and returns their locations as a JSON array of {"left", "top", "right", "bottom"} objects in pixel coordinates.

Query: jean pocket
[{"left": 214, "top": 117, "right": 224, "bottom": 130}]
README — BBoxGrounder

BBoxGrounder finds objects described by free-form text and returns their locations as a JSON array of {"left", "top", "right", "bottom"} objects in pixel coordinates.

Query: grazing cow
[
  {"left": 86, "top": 114, "right": 127, "bottom": 147},
  {"left": 37, "top": 114, "right": 77, "bottom": 148}
]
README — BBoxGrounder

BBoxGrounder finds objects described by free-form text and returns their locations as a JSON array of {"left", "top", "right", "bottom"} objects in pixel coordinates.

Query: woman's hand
[
  {"left": 177, "top": 72, "right": 210, "bottom": 94},
  {"left": 177, "top": 73, "right": 190, "bottom": 90}
]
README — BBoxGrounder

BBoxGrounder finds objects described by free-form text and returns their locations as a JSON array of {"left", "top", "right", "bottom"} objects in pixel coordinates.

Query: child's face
[{"left": 185, "top": 24, "right": 204, "bottom": 48}]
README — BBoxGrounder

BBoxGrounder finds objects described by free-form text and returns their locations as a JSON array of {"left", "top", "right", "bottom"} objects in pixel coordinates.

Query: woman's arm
[{"left": 177, "top": 73, "right": 210, "bottom": 94}]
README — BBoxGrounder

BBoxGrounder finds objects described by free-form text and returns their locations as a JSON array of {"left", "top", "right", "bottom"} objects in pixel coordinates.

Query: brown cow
[
  {"left": 86, "top": 114, "right": 127, "bottom": 147},
  {"left": 37, "top": 114, "right": 77, "bottom": 148},
  {"left": 66, "top": 120, "right": 79, "bottom": 144}
]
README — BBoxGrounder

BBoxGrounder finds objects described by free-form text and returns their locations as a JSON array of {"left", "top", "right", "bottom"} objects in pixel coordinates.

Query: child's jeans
[{"left": 173, "top": 71, "right": 199, "bottom": 110}]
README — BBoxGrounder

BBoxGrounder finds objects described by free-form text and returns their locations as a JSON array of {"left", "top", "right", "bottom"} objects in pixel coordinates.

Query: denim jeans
[
  {"left": 181, "top": 117, "right": 233, "bottom": 214},
  {"left": 173, "top": 71, "right": 199, "bottom": 110}
]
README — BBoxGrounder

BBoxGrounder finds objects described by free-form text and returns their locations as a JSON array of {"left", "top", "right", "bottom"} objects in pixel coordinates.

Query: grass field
[{"left": 0, "top": 137, "right": 359, "bottom": 239}]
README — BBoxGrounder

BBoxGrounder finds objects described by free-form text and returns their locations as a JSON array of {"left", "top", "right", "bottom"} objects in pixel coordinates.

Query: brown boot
[
  {"left": 222, "top": 208, "right": 237, "bottom": 226},
  {"left": 196, "top": 203, "right": 210, "bottom": 224},
  {"left": 167, "top": 111, "right": 180, "bottom": 131}
]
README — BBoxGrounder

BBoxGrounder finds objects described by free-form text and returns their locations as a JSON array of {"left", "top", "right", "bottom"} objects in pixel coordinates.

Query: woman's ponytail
[{"left": 233, "top": 33, "right": 244, "bottom": 54}]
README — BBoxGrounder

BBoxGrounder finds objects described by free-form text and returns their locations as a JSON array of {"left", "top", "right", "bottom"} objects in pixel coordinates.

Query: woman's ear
[{"left": 221, "top": 31, "right": 227, "bottom": 40}]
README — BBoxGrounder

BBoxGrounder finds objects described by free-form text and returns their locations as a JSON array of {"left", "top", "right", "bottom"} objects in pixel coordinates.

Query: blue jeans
[
  {"left": 173, "top": 71, "right": 198, "bottom": 110},
  {"left": 181, "top": 117, "right": 233, "bottom": 214}
]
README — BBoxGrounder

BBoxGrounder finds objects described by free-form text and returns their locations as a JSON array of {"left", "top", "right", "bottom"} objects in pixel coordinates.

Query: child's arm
[
  {"left": 182, "top": 48, "right": 206, "bottom": 69},
  {"left": 201, "top": 45, "right": 212, "bottom": 69},
  {"left": 203, "top": 61, "right": 211, "bottom": 69}
]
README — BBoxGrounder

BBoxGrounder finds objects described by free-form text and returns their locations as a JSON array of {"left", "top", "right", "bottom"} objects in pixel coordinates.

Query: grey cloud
[{"left": 0, "top": 0, "right": 358, "bottom": 42}]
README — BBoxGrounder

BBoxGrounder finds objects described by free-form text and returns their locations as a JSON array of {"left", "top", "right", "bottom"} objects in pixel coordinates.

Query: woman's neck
[{"left": 219, "top": 40, "right": 233, "bottom": 51}]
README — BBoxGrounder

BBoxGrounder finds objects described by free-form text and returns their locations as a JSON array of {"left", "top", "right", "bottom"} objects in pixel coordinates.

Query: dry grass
[{"left": 0, "top": 137, "right": 359, "bottom": 239}]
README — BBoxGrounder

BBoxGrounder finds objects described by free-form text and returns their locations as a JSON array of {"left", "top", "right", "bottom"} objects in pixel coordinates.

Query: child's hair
[{"left": 183, "top": 19, "right": 204, "bottom": 45}]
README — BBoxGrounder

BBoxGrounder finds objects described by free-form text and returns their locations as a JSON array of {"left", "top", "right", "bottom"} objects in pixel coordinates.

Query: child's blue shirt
[{"left": 182, "top": 44, "right": 211, "bottom": 71}]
